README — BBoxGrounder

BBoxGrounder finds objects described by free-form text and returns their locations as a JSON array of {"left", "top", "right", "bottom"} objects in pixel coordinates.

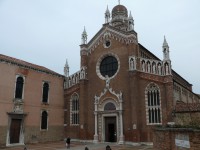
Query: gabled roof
[
  {"left": 0, "top": 54, "right": 63, "bottom": 77},
  {"left": 84, "top": 24, "right": 137, "bottom": 53}
]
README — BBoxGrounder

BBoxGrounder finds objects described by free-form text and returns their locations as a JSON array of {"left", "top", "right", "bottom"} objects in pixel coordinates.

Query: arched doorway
[{"left": 105, "top": 116, "right": 117, "bottom": 142}]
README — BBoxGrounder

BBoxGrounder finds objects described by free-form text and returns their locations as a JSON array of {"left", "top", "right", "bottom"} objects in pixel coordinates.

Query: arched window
[
  {"left": 42, "top": 82, "right": 49, "bottom": 103},
  {"left": 104, "top": 102, "right": 116, "bottom": 111},
  {"left": 146, "top": 83, "right": 162, "bottom": 124},
  {"left": 15, "top": 76, "right": 24, "bottom": 99},
  {"left": 41, "top": 110, "right": 48, "bottom": 130},
  {"left": 70, "top": 94, "right": 79, "bottom": 125}
]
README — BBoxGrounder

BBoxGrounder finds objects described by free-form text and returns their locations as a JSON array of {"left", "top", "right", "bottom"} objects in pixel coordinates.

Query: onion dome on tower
[{"left": 111, "top": 4, "right": 129, "bottom": 31}]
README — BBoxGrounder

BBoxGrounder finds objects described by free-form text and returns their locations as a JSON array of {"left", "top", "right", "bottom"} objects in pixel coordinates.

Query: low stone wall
[
  {"left": 0, "top": 126, "right": 7, "bottom": 148},
  {"left": 25, "top": 126, "right": 64, "bottom": 143},
  {"left": 153, "top": 127, "right": 200, "bottom": 150},
  {"left": 0, "top": 125, "right": 64, "bottom": 147}
]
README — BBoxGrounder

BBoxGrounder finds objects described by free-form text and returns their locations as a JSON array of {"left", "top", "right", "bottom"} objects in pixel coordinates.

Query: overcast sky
[{"left": 0, "top": 0, "right": 200, "bottom": 93}]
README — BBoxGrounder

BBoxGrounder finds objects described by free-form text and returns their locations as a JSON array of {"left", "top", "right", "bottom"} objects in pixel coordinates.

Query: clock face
[{"left": 100, "top": 56, "right": 118, "bottom": 78}]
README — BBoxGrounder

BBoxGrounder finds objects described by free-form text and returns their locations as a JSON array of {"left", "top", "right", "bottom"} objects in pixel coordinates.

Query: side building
[
  {"left": 0, "top": 54, "right": 64, "bottom": 146},
  {"left": 63, "top": 3, "right": 200, "bottom": 144}
]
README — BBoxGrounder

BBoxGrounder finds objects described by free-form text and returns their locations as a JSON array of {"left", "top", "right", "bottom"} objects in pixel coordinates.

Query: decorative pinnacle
[
  {"left": 118, "top": 0, "right": 120, "bottom": 5},
  {"left": 83, "top": 26, "right": 87, "bottom": 35},
  {"left": 65, "top": 59, "right": 69, "bottom": 67},
  {"left": 163, "top": 36, "right": 169, "bottom": 47},
  {"left": 129, "top": 11, "right": 133, "bottom": 19},
  {"left": 105, "top": 5, "right": 110, "bottom": 14},
  {"left": 81, "top": 26, "right": 87, "bottom": 44}
]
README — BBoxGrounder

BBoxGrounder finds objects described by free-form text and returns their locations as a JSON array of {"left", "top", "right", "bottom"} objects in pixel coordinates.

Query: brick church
[
  {"left": 63, "top": 2, "right": 200, "bottom": 144},
  {"left": 0, "top": 1, "right": 199, "bottom": 147}
]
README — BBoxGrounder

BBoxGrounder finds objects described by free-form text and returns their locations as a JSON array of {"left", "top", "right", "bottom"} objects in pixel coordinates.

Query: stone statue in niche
[
  {"left": 13, "top": 103, "right": 23, "bottom": 113},
  {"left": 129, "top": 58, "right": 134, "bottom": 70},
  {"left": 147, "top": 63, "right": 151, "bottom": 73},
  {"left": 152, "top": 64, "right": 156, "bottom": 74},
  {"left": 72, "top": 76, "right": 75, "bottom": 85},
  {"left": 80, "top": 67, "right": 86, "bottom": 79},
  {"left": 119, "top": 92, "right": 122, "bottom": 100},
  {"left": 165, "top": 63, "right": 169, "bottom": 75},
  {"left": 158, "top": 64, "right": 161, "bottom": 75},
  {"left": 142, "top": 62, "right": 145, "bottom": 72},
  {"left": 94, "top": 95, "right": 99, "bottom": 104}
]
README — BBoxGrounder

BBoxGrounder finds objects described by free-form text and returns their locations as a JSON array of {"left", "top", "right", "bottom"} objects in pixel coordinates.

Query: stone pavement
[{"left": 1, "top": 141, "right": 153, "bottom": 150}]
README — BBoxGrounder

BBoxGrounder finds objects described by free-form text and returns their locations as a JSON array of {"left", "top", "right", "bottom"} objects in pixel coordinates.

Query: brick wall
[{"left": 153, "top": 127, "right": 200, "bottom": 150}]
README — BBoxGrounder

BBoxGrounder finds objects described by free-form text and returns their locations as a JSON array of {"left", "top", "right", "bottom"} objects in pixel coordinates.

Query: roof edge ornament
[
  {"left": 105, "top": 5, "right": 111, "bottom": 24},
  {"left": 81, "top": 26, "right": 87, "bottom": 45},
  {"left": 163, "top": 36, "right": 169, "bottom": 47}
]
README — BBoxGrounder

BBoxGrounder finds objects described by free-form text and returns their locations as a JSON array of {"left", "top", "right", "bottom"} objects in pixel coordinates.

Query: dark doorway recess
[{"left": 105, "top": 117, "right": 117, "bottom": 142}]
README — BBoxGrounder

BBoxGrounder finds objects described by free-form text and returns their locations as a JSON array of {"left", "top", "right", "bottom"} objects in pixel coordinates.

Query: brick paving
[{"left": 1, "top": 141, "right": 153, "bottom": 150}]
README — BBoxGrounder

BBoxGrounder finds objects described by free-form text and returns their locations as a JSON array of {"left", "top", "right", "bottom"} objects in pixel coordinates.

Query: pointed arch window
[
  {"left": 70, "top": 93, "right": 79, "bottom": 126},
  {"left": 41, "top": 110, "right": 48, "bottom": 130},
  {"left": 146, "top": 83, "right": 162, "bottom": 125},
  {"left": 15, "top": 76, "right": 24, "bottom": 99},
  {"left": 42, "top": 82, "right": 49, "bottom": 103}
]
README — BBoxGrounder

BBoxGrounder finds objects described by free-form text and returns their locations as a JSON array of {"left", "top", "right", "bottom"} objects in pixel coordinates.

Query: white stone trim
[
  {"left": 96, "top": 53, "right": 120, "bottom": 80},
  {"left": 88, "top": 27, "right": 137, "bottom": 54},
  {"left": 70, "top": 93, "right": 80, "bottom": 126},
  {"left": 145, "top": 82, "right": 162, "bottom": 125},
  {"left": 94, "top": 83, "right": 124, "bottom": 143}
]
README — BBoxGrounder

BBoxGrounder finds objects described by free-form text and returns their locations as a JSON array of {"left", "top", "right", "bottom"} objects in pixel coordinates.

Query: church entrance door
[
  {"left": 10, "top": 119, "right": 22, "bottom": 144},
  {"left": 105, "top": 117, "right": 116, "bottom": 142}
]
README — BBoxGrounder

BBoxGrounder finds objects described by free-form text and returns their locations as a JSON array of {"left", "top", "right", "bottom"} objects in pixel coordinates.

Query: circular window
[
  {"left": 100, "top": 56, "right": 118, "bottom": 78},
  {"left": 103, "top": 40, "right": 111, "bottom": 48},
  {"left": 105, "top": 40, "right": 111, "bottom": 47}
]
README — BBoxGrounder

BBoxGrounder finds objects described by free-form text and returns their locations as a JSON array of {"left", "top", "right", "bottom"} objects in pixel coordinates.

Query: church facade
[
  {"left": 63, "top": 3, "right": 200, "bottom": 144},
  {"left": 0, "top": 2, "right": 200, "bottom": 147}
]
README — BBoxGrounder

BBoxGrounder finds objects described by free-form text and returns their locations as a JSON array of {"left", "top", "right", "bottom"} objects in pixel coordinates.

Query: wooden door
[{"left": 10, "top": 119, "right": 21, "bottom": 144}]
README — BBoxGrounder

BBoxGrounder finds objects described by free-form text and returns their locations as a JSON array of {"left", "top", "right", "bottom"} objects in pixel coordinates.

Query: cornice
[{"left": 0, "top": 58, "right": 63, "bottom": 78}]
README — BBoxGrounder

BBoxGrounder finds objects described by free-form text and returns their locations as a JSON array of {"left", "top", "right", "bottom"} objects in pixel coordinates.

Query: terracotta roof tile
[
  {"left": 0, "top": 54, "right": 62, "bottom": 77},
  {"left": 175, "top": 101, "right": 200, "bottom": 112}
]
